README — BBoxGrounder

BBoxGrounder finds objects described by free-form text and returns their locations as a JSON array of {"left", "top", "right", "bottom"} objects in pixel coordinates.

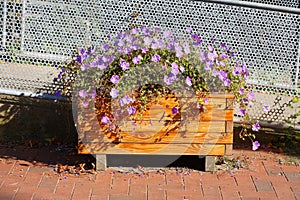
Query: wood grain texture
[
  {"left": 78, "top": 93, "right": 234, "bottom": 156},
  {"left": 78, "top": 143, "right": 225, "bottom": 155}
]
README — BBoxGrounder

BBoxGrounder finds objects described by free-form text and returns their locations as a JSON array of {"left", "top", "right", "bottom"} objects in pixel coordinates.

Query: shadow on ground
[{"left": 0, "top": 94, "right": 299, "bottom": 171}]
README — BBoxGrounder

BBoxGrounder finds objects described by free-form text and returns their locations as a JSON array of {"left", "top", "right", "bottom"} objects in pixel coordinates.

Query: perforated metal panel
[{"left": 0, "top": 0, "right": 299, "bottom": 123}]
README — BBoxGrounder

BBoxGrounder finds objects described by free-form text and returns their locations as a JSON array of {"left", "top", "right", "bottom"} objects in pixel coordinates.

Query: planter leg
[
  {"left": 95, "top": 154, "right": 107, "bottom": 171},
  {"left": 205, "top": 156, "right": 216, "bottom": 172}
]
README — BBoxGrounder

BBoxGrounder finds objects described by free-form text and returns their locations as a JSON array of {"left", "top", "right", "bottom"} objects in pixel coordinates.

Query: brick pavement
[{"left": 0, "top": 148, "right": 299, "bottom": 200}]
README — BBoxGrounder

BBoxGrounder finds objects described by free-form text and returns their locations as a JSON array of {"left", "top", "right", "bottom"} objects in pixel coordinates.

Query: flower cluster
[{"left": 56, "top": 26, "right": 269, "bottom": 150}]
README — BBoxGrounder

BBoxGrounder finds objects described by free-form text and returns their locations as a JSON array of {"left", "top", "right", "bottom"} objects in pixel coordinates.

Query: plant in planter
[{"left": 57, "top": 26, "right": 264, "bottom": 155}]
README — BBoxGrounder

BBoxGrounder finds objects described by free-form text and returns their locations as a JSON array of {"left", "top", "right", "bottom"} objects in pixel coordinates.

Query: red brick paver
[{"left": 0, "top": 149, "right": 299, "bottom": 200}]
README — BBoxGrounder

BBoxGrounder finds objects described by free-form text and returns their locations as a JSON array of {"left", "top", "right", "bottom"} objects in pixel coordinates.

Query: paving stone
[
  {"left": 284, "top": 172, "right": 300, "bottom": 182},
  {"left": 252, "top": 179, "right": 274, "bottom": 192}
]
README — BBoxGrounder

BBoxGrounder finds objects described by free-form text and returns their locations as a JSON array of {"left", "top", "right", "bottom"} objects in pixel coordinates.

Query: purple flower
[
  {"left": 199, "top": 51, "right": 207, "bottom": 62},
  {"left": 242, "top": 64, "right": 249, "bottom": 79},
  {"left": 233, "top": 67, "right": 243, "bottom": 75},
  {"left": 172, "top": 107, "right": 179, "bottom": 114},
  {"left": 127, "top": 107, "right": 136, "bottom": 115},
  {"left": 218, "top": 70, "right": 228, "bottom": 81},
  {"left": 101, "top": 116, "right": 110, "bottom": 124},
  {"left": 131, "top": 28, "right": 139, "bottom": 34},
  {"left": 120, "top": 60, "right": 130, "bottom": 70},
  {"left": 176, "top": 50, "right": 184, "bottom": 58},
  {"left": 220, "top": 54, "right": 228, "bottom": 59},
  {"left": 186, "top": 27, "right": 193, "bottom": 33},
  {"left": 242, "top": 98, "right": 249, "bottom": 104},
  {"left": 239, "top": 108, "right": 246, "bottom": 116},
  {"left": 212, "top": 69, "right": 218, "bottom": 77},
  {"left": 205, "top": 61, "right": 213, "bottom": 70},
  {"left": 183, "top": 42, "right": 190, "bottom": 54},
  {"left": 211, "top": 36, "right": 216, "bottom": 42},
  {"left": 110, "top": 88, "right": 119, "bottom": 99},
  {"left": 164, "top": 74, "right": 176, "bottom": 85},
  {"left": 101, "top": 43, "right": 110, "bottom": 51},
  {"left": 248, "top": 92, "right": 255, "bottom": 100},
  {"left": 116, "top": 39, "right": 125, "bottom": 47},
  {"left": 239, "top": 88, "right": 245, "bottom": 95},
  {"left": 207, "top": 45, "right": 214, "bottom": 52},
  {"left": 263, "top": 105, "right": 270, "bottom": 112},
  {"left": 110, "top": 75, "right": 120, "bottom": 84},
  {"left": 141, "top": 47, "right": 148, "bottom": 53},
  {"left": 208, "top": 51, "right": 218, "bottom": 61},
  {"left": 144, "top": 36, "right": 153, "bottom": 46},
  {"left": 252, "top": 141, "right": 260, "bottom": 151},
  {"left": 224, "top": 79, "right": 231, "bottom": 86},
  {"left": 204, "top": 98, "right": 209, "bottom": 105},
  {"left": 119, "top": 95, "right": 134, "bottom": 106},
  {"left": 220, "top": 42, "right": 226, "bottom": 48},
  {"left": 186, "top": 76, "right": 192, "bottom": 86},
  {"left": 78, "top": 48, "right": 85, "bottom": 55},
  {"left": 252, "top": 123, "right": 261, "bottom": 131},
  {"left": 90, "top": 90, "right": 97, "bottom": 98},
  {"left": 152, "top": 54, "right": 161, "bottom": 62},
  {"left": 102, "top": 55, "right": 114, "bottom": 63},
  {"left": 142, "top": 27, "right": 151, "bottom": 35},
  {"left": 163, "top": 30, "right": 173, "bottom": 38},
  {"left": 80, "top": 64, "right": 88, "bottom": 72},
  {"left": 171, "top": 63, "right": 179, "bottom": 75},
  {"left": 79, "top": 90, "right": 87, "bottom": 98},
  {"left": 191, "top": 34, "right": 202, "bottom": 45},
  {"left": 81, "top": 101, "right": 88, "bottom": 107},
  {"left": 132, "top": 56, "right": 141, "bottom": 64}
]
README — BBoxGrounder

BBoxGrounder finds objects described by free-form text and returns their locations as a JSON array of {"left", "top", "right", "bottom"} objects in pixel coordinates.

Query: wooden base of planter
[{"left": 78, "top": 93, "right": 234, "bottom": 171}]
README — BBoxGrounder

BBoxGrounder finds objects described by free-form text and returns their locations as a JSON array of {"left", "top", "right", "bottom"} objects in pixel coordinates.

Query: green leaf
[{"left": 292, "top": 97, "right": 299, "bottom": 103}]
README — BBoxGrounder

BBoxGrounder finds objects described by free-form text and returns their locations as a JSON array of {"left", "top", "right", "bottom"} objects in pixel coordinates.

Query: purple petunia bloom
[
  {"left": 141, "top": 47, "right": 148, "bottom": 53},
  {"left": 242, "top": 98, "right": 249, "bottom": 104},
  {"left": 171, "top": 63, "right": 179, "bottom": 75},
  {"left": 119, "top": 95, "right": 134, "bottom": 106},
  {"left": 142, "top": 27, "right": 151, "bottom": 35},
  {"left": 207, "top": 45, "right": 214, "bottom": 52},
  {"left": 252, "top": 123, "right": 261, "bottom": 131},
  {"left": 120, "top": 60, "right": 130, "bottom": 70},
  {"left": 127, "top": 107, "right": 136, "bottom": 115},
  {"left": 233, "top": 67, "right": 243, "bottom": 76},
  {"left": 252, "top": 141, "right": 260, "bottom": 151},
  {"left": 248, "top": 91, "right": 255, "bottom": 100},
  {"left": 204, "top": 98, "right": 209, "bottom": 105},
  {"left": 263, "top": 105, "right": 270, "bottom": 112},
  {"left": 79, "top": 90, "right": 87, "bottom": 98},
  {"left": 183, "top": 42, "right": 190, "bottom": 54},
  {"left": 199, "top": 51, "right": 207, "bottom": 62},
  {"left": 152, "top": 54, "right": 161, "bottom": 62},
  {"left": 110, "top": 88, "right": 119, "bottom": 99},
  {"left": 89, "top": 90, "right": 97, "bottom": 99},
  {"left": 186, "top": 76, "right": 192, "bottom": 86},
  {"left": 131, "top": 28, "right": 139, "bottom": 34},
  {"left": 220, "top": 42, "right": 226, "bottom": 48},
  {"left": 132, "top": 56, "right": 141, "bottom": 64},
  {"left": 205, "top": 61, "right": 213, "bottom": 70},
  {"left": 110, "top": 75, "right": 120, "bottom": 84},
  {"left": 81, "top": 101, "right": 88, "bottom": 107},
  {"left": 163, "top": 30, "right": 173, "bottom": 38},
  {"left": 239, "top": 88, "right": 245, "bottom": 95},
  {"left": 172, "top": 107, "right": 179, "bottom": 114},
  {"left": 101, "top": 43, "right": 110, "bottom": 51},
  {"left": 224, "top": 79, "right": 231, "bottom": 86},
  {"left": 191, "top": 34, "right": 202, "bottom": 45},
  {"left": 101, "top": 116, "right": 110, "bottom": 124},
  {"left": 164, "top": 74, "right": 176, "bottom": 85},
  {"left": 218, "top": 70, "right": 228, "bottom": 81},
  {"left": 186, "top": 27, "right": 193, "bottom": 33},
  {"left": 208, "top": 51, "right": 218, "bottom": 61},
  {"left": 239, "top": 108, "right": 246, "bottom": 116},
  {"left": 212, "top": 69, "right": 218, "bottom": 77},
  {"left": 78, "top": 48, "right": 85, "bottom": 55},
  {"left": 176, "top": 50, "right": 184, "bottom": 58},
  {"left": 80, "top": 64, "right": 88, "bottom": 72}
]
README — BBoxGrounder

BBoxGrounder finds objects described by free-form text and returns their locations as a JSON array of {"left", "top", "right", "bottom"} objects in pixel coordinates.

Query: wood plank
[
  {"left": 85, "top": 131, "right": 233, "bottom": 144},
  {"left": 78, "top": 143, "right": 225, "bottom": 155}
]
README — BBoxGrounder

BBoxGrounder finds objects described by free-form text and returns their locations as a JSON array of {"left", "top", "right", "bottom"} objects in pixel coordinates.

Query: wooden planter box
[{"left": 78, "top": 93, "right": 234, "bottom": 171}]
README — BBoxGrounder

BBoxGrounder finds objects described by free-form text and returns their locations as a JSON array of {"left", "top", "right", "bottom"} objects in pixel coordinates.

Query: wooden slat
[
  {"left": 78, "top": 143, "right": 225, "bottom": 155},
  {"left": 85, "top": 131, "right": 233, "bottom": 144}
]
